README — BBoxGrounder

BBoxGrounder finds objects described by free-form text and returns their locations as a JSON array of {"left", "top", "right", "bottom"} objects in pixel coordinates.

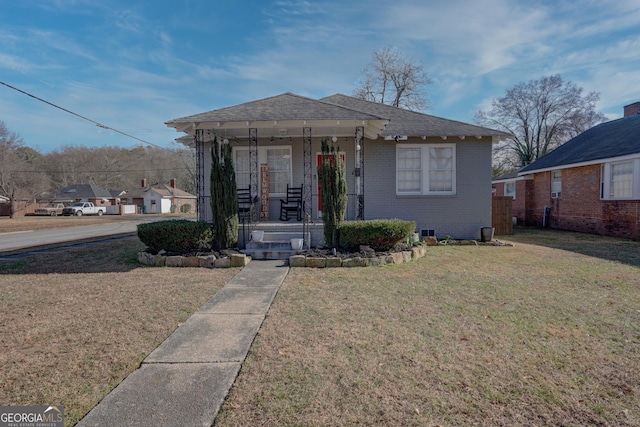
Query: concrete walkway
[{"left": 78, "top": 260, "right": 289, "bottom": 427}]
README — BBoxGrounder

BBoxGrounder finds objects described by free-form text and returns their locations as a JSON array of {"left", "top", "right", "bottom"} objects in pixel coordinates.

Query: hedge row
[
  {"left": 137, "top": 220, "right": 213, "bottom": 254},
  {"left": 339, "top": 219, "right": 416, "bottom": 251}
]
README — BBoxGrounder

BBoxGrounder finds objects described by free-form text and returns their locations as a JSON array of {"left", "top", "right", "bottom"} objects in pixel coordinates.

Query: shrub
[
  {"left": 339, "top": 219, "right": 416, "bottom": 251},
  {"left": 180, "top": 204, "right": 192, "bottom": 213},
  {"left": 210, "top": 136, "right": 238, "bottom": 249},
  {"left": 318, "top": 138, "right": 347, "bottom": 248},
  {"left": 137, "top": 220, "right": 213, "bottom": 254}
]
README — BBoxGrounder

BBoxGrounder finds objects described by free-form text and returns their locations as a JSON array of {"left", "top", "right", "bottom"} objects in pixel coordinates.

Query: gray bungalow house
[
  {"left": 166, "top": 92, "right": 508, "bottom": 242},
  {"left": 501, "top": 102, "right": 640, "bottom": 239}
]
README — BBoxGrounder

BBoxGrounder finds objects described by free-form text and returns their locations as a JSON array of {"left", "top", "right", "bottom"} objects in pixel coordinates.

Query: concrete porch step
[
  {"left": 242, "top": 230, "right": 310, "bottom": 260},
  {"left": 241, "top": 248, "right": 305, "bottom": 261},
  {"left": 251, "top": 231, "right": 309, "bottom": 242}
]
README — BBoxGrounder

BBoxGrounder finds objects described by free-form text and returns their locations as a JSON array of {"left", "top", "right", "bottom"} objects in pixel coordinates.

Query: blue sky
[{"left": 1, "top": 0, "right": 639, "bottom": 153}]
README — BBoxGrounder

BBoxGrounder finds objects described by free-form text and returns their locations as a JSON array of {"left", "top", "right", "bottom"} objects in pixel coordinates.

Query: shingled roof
[
  {"left": 321, "top": 94, "right": 509, "bottom": 139},
  {"left": 166, "top": 92, "right": 508, "bottom": 142},
  {"left": 55, "top": 184, "right": 112, "bottom": 200},
  {"left": 519, "top": 112, "right": 640, "bottom": 174},
  {"left": 166, "top": 92, "right": 389, "bottom": 140},
  {"left": 168, "top": 92, "right": 384, "bottom": 123}
]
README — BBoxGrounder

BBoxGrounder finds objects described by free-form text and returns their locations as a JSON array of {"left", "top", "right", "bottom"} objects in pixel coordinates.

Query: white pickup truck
[{"left": 62, "top": 202, "right": 107, "bottom": 216}]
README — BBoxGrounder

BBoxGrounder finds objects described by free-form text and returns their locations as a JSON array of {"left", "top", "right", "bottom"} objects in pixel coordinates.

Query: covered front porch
[{"left": 166, "top": 93, "right": 389, "bottom": 250}]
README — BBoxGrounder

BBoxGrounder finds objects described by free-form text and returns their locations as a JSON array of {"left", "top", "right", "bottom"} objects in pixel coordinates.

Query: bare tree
[
  {"left": 44, "top": 144, "right": 196, "bottom": 194},
  {"left": 476, "top": 75, "right": 607, "bottom": 169},
  {"left": 0, "top": 121, "right": 50, "bottom": 217},
  {"left": 353, "top": 47, "right": 432, "bottom": 111}
]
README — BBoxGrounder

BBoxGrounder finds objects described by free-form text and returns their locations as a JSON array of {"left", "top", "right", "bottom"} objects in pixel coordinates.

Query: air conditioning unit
[{"left": 551, "top": 191, "right": 561, "bottom": 198}]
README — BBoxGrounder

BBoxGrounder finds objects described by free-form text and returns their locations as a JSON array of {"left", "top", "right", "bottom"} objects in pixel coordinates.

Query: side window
[
  {"left": 505, "top": 181, "right": 516, "bottom": 199},
  {"left": 551, "top": 170, "right": 562, "bottom": 198},
  {"left": 610, "top": 161, "right": 633, "bottom": 198},
  {"left": 396, "top": 144, "right": 456, "bottom": 195},
  {"left": 397, "top": 147, "right": 422, "bottom": 194}
]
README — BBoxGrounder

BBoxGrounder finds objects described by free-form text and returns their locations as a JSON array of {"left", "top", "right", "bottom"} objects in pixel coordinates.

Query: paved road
[{"left": 0, "top": 216, "right": 182, "bottom": 253}]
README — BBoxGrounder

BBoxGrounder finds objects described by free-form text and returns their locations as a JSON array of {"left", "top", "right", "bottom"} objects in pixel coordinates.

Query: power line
[{"left": 0, "top": 81, "right": 174, "bottom": 151}]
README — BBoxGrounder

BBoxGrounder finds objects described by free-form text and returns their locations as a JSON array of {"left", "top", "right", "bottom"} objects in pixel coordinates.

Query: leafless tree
[
  {"left": 44, "top": 144, "right": 196, "bottom": 194},
  {"left": 0, "top": 121, "right": 50, "bottom": 217},
  {"left": 476, "top": 75, "right": 607, "bottom": 169},
  {"left": 353, "top": 47, "right": 432, "bottom": 111}
]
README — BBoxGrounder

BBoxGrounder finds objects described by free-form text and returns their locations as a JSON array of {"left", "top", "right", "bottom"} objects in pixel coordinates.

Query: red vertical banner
[{"left": 260, "top": 163, "right": 269, "bottom": 221}]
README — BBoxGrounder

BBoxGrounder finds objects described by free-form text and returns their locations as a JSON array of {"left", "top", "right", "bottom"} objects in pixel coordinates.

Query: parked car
[
  {"left": 62, "top": 202, "right": 107, "bottom": 216},
  {"left": 34, "top": 203, "right": 67, "bottom": 216}
]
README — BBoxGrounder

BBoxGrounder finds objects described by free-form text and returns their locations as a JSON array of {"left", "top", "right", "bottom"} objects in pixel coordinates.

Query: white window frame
[
  {"left": 233, "top": 145, "right": 292, "bottom": 197},
  {"left": 504, "top": 181, "right": 516, "bottom": 199},
  {"left": 396, "top": 143, "right": 456, "bottom": 195},
  {"left": 601, "top": 158, "right": 640, "bottom": 200},
  {"left": 551, "top": 170, "right": 562, "bottom": 198}
]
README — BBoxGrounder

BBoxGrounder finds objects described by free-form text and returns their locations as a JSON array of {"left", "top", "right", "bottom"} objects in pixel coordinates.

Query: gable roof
[
  {"left": 321, "top": 94, "right": 510, "bottom": 139},
  {"left": 520, "top": 113, "right": 640, "bottom": 174},
  {"left": 126, "top": 182, "right": 196, "bottom": 199},
  {"left": 56, "top": 184, "right": 113, "bottom": 200},
  {"left": 166, "top": 92, "right": 389, "bottom": 140}
]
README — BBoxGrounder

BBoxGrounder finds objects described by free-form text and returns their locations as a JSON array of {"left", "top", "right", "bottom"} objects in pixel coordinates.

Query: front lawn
[
  {"left": 0, "top": 238, "right": 238, "bottom": 425},
  {"left": 1, "top": 228, "right": 638, "bottom": 426},
  {"left": 216, "top": 228, "right": 640, "bottom": 426}
]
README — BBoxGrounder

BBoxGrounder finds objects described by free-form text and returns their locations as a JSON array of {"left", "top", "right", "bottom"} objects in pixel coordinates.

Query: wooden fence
[{"left": 492, "top": 196, "right": 513, "bottom": 235}]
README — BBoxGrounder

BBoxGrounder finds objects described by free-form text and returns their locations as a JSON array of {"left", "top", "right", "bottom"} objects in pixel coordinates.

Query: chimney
[
  {"left": 141, "top": 179, "right": 147, "bottom": 188},
  {"left": 170, "top": 178, "right": 177, "bottom": 189},
  {"left": 623, "top": 102, "right": 640, "bottom": 117}
]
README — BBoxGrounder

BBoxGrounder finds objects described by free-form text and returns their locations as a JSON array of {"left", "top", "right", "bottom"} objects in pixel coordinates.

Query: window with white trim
[
  {"left": 505, "top": 181, "right": 516, "bottom": 199},
  {"left": 611, "top": 161, "right": 633, "bottom": 198},
  {"left": 601, "top": 158, "right": 640, "bottom": 200},
  {"left": 233, "top": 146, "right": 292, "bottom": 195},
  {"left": 396, "top": 144, "right": 456, "bottom": 195},
  {"left": 551, "top": 170, "right": 562, "bottom": 198}
]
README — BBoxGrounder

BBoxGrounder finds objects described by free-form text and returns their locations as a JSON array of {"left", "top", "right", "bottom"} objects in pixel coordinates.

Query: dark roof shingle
[
  {"left": 520, "top": 113, "right": 640, "bottom": 173},
  {"left": 321, "top": 94, "right": 509, "bottom": 138}
]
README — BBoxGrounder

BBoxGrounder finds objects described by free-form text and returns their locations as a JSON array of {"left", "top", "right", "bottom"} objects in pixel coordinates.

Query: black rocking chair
[
  {"left": 238, "top": 187, "right": 258, "bottom": 248},
  {"left": 237, "top": 187, "right": 255, "bottom": 221},
  {"left": 279, "top": 184, "right": 303, "bottom": 221}
]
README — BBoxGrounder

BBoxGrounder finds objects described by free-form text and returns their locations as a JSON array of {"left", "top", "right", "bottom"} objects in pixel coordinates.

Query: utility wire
[{"left": 0, "top": 80, "right": 173, "bottom": 151}]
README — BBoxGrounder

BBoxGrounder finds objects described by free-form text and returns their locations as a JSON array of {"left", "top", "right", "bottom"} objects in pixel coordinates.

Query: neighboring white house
[{"left": 126, "top": 179, "right": 196, "bottom": 214}]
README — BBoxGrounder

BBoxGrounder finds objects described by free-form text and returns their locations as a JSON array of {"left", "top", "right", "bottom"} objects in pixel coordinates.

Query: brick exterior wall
[{"left": 527, "top": 165, "right": 640, "bottom": 239}]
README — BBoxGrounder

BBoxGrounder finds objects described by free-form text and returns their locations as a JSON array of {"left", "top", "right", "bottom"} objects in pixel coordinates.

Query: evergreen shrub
[
  {"left": 137, "top": 219, "right": 213, "bottom": 253},
  {"left": 339, "top": 219, "right": 416, "bottom": 251}
]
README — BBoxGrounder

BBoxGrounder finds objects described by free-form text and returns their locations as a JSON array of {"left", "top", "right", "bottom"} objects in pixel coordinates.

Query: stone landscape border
[
  {"left": 136, "top": 240, "right": 512, "bottom": 269},
  {"left": 137, "top": 252, "right": 250, "bottom": 268},
  {"left": 289, "top": 244, "right": 428, "bottom": 268}
]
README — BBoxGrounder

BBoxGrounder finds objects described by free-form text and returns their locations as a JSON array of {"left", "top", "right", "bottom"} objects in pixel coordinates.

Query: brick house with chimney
[
  {"left": 494, "top": 102, "right": 640, "bottom": 239},
  {"left": 125, "top": 179, "right": 197, "bottom": 214}
]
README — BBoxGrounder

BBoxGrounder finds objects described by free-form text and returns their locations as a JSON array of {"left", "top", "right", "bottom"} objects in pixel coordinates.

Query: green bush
[
  {"left": 137, "top": 220, "right": 213, "bottom": 254},
  {"left": 180, "top": 204, "right": 191, "bottom": 213},
  {"left": 338, "top": 219, "right": 416, "bottom": 251}
]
